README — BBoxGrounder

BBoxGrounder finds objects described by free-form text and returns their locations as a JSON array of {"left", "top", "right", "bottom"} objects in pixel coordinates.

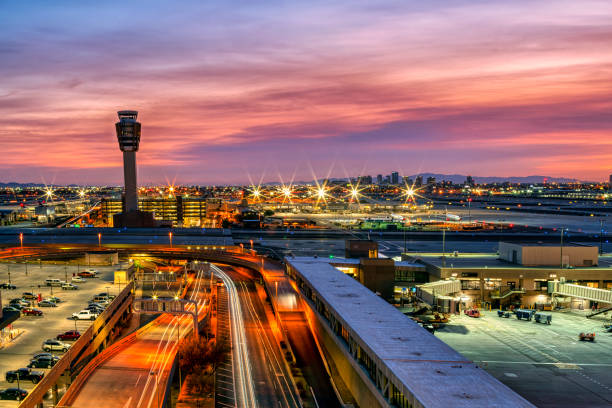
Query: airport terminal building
[{"left": 406, "top": 242, "right": 612, "bottom": 309}]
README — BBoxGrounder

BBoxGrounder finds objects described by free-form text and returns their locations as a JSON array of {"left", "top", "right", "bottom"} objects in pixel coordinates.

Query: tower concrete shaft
[{"left": 122, "top": 151, "right": 138, "bottom": 212}]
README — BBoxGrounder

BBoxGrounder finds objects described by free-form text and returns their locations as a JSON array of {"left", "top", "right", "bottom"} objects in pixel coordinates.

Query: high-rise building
[
  {"left": 391, "top": 171, "right": 399, "bottom": 185},
  {"left": 415, "top": 176, "right": 423, "bottom": 187},
  {"left": 426, "top": 176, "right": 436, "bottom": 185},
  {"left": 358, "top": 175, "right": 372, "bottom": 185},
  {"left": 466, "top": 175, "right": 474, "bottom": 186},
  {"left": 376, "top": 174, "right": 383, "bottom": 184},
  {"left": 609, "top": 174, "right": 612, "bottom": 186}
]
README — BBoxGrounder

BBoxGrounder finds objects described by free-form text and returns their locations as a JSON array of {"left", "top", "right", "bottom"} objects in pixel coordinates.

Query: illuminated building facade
[{"left": 101, "top": 197, "right": 208, "bottom": 227}]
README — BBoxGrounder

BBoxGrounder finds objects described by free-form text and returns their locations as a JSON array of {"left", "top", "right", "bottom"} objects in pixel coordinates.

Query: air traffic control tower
[{"left": 112, "top": 110, "right": 156, "bottom": 227}]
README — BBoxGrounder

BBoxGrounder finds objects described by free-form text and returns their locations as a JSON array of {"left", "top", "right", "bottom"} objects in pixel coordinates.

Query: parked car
[
  {"left": 45, "top": 279, "right": 64, "bottom": 287},
  {"left": 89, "top": 298, "right": 110, "bottom": 305},
  {"left": 32, "top": 352, "right": 53, "bottom": 360},
  {"left": 61, "top": 283, "right": 78, "bottom": 290},
  {"left": 21, "top": 292, "right": 36, "bottom": 300},
  {"left": 0, "top": 283, "right": 17, "bottom": 290},
  {"left": 10, "top": 298, "right": 30, "bottom": 307},
  {"left": 56, "top": 330, "right": 81, "bottom": 341},
  {"left": 5, "top": 368, "right": 44, "bottom": 384},
  {"left": 71, "top": 276, "right": 85, "bottom": 283},
  {"left": 72, "top": 310, "right": 98, "bottom": 320},
  {"left": 77, "top": 271, "right": 96, "bottom": 278},
  {"left": 2, "top": 306, "right": 20, "bottom": 314},
  {"left": 38, "top": 300, "right": 57, "bottom": 308},
  {"left": 22, "top": 308, "right": 43, "bottom": 316},
  {"left": 42, "top": 339, "right": 70, "bottom": 352},
  {"left": 47, "top": 296, "right": 62, "bottom": 303},
  {"left": 28, "top": 355, "right": 59, "bottom": 369},
  {"left": 0, "top": 388, "right": 28, "bottom": 401},
  {"left": 85, "top": 305, "right": 105, "bottom": 314}
]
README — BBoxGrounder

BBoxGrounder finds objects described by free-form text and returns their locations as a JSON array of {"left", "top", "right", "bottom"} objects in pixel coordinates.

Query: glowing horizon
[{"left": 2, "top": 1, "right": 612, "bottom": 185}]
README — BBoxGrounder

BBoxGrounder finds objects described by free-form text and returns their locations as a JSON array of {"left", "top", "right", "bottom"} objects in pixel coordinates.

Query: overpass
[{"left": 57, "top": 265, "right": 210, "bottom": 408}]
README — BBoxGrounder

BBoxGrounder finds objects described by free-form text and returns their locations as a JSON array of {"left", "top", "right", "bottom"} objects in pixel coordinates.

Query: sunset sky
[{"left": 2, "top": 0, "right": 612, "bottom": 185}]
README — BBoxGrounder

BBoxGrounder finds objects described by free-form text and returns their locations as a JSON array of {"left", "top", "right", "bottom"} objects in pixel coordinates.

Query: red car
[
  {"left": 77, "top": 271, "right": 96, "bottom": 278},
  {"left": 56, "top": 330, "right": 81, "bottom": 341},
  {"left": 22, "top": 308, "right": 43, "bottom": 316}
]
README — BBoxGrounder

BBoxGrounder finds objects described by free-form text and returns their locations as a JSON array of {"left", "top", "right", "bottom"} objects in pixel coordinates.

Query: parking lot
[
  {"left": 436, "top": 309, "right": 612, "bottom": 407},
  {"left": 0, "top": 262, "right": 121, "bottom": 406}
]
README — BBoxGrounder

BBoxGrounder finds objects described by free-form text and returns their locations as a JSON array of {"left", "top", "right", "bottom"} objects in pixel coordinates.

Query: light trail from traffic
[
  {"left": 137, "top": 266, "right": 206, "bottom": 408},
  {"left": 238, "top": 280, "right": 301, "bottom": 408},
  {"left": 211, "top": 263, "right": 258, "bottom": 408}
]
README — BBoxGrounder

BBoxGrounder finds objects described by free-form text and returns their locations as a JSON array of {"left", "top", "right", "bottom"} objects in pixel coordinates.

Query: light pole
[
  {"left": 98, "top": 233, "right": 102, "bottom": 248},
  {"left": 467, "top": 198, "right": 472, "bottom": 223},
  {"left": 24, "top": 260, "right": 28, "bottom": 277},
  {"left": 19, "top": 233, "right": 23, "bottom": 249},
  {"left": 7, "top": 264, "right": 11, "bottom": 285},
  {"left": 442, "top": 228, "right": 446, "bottom": 268},
  {"left": 64, "top": 262, "right": 68, "bottom": 284},
  {"left": 169, "top": 232, "right": 173, "bottom": 248},
  {"left": 600, "top": 219, "right": 604, "bottom": 255},
  {"left": 560, "top": 228, "right": 564, "bottom": 269}
]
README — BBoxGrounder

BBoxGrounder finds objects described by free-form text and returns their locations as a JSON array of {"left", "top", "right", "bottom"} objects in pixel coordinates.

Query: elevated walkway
[
  {"left": 548, "top": 281, "right": 612, "bottom": 304},
  {"left": 286, "top": 257, "right": 534, "bottom": 408},
  {"left": 415, "top": 279, "right": 461, "bottom": 306}
]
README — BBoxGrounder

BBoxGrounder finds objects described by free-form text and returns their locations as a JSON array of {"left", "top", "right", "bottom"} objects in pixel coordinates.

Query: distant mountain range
[
  {"left": 404, "top": 173, "right": 581, "bottom": 184},
  {"left": 264, "top": 173, "right": 582, "bottom": 185},
  {"left": 0, "top": 174, "right": 586, "bottom": 188}
]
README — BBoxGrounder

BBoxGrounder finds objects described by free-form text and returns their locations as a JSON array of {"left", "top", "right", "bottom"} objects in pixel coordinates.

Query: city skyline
[{"left": 2, "top": 1, "right": 612, "bottom": 185}]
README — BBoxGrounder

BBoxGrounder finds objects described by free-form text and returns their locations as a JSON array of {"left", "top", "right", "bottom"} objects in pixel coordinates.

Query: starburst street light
[
  {"left": 248, "top": 186, "right": 262, "bottom": 201},
  {"left": 400, "top": 180, "right": 424, "bottom": 204},
  {"left": 79, "top": 189, "right": 85, "bottom": 198}
]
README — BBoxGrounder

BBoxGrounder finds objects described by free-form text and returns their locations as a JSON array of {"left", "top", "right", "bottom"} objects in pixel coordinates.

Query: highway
[
  {"left": 59, "top": 268, "right": 208, "bottom": 408},
  {"left": 209, "top": 264, "right": 258, "bottom": 408},
  {"left": 213, "top": 264, "right": 301, "bottom": 408}
]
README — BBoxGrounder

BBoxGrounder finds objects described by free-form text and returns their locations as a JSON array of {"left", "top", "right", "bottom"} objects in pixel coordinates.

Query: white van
[{"left": 45, "top": 278, "right": 64, "bottom": 287}]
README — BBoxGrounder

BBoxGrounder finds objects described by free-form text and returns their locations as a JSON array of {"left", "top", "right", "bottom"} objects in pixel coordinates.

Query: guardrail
[{"left": 18, "top": 281, "right": 134, "bottom": 408}]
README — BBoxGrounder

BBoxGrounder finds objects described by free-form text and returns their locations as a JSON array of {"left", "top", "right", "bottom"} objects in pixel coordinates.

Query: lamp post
[
  {"left": 7, "top": 264, "right": 11, "bottom": 285},
  {"left": 560, "top": 228, "right": 565, "bottom": 269},
  {"left": 169, "top": 232, "right": 173, "bottom": 248},
  {"left": 442, "top": 228, "right": 446, "bottom": 268},
  {"left": 600, "top": 219, "right": 604, "bottom": 255},
  {"left": 19, "top": 233, "right": 23, "bottom": 249},
  {"left": 98, "top": 233, "right": 102, "bottom": 248}
]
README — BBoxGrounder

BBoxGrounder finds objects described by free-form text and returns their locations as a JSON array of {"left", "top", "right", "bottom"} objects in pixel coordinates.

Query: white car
[
  {"left": 42, "top": 339, "right": 71, "bottom": 352},
  {"left": 72, "top": 310, "right": 99, "bottom": 320},
  {"left": 84, "top": 268, "right": 98, "bottom": 276},
  {"left": 71, "top": 276, "right": 84, "bottom": 283}
]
